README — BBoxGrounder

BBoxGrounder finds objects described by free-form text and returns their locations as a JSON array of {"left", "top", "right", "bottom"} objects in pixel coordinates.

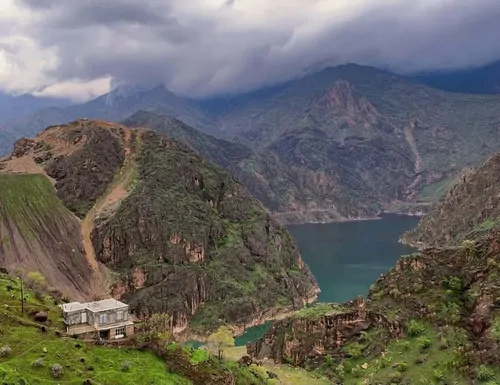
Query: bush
[
  {"left": 407, "top": 320, "right": 426, "bottom": 337},
  {"left": 121, "top": 360, "right": 131, "bottom": 372},
  {"left": 432, "top": 369, "right": 444, "bottom": 381},
  {"left": 32, "top": 358, "right": 44, "bottom": 368},
  {"left": 417, "top": 336, "right": 432, "bottom": 350},
  {"left": 396, "top": 362, "right": 408, "bottom": 372},
  {"left": 0, "top": 345, "right": 12, "bottom": 357},
  {"left": 344, "top": 342, "right": 364, "bottom": 359},
  {"left": 397, "top": 340, "right": 411, "bottom": 351},
  {"left": 51, "top": 363, "right": 63, "bottom": 379},
  {"left": 476, "top": 365, "right": 495, "bottom": 381}
]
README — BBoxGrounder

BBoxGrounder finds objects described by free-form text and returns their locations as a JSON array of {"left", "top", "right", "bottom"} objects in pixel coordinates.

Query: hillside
[
  {"left": 0, "top": 119, "right": 318, "bottom": 334},
  {"left": 213, "top": 64, "right": 500, "bottom": 217},
  {"left": 0, "top": 85, "right": 217, "bottom": 156},
  {"left": 0, "top": 173, "right": 96, "bottom": 301},
  {"left": 5, "top": 64, "right": 500, "bottom": 221},
  {"left": 124, "top": 110, "right": 372, "bottom": 223},
  {"left": 402, "top": 152, "right": 500, "bottom": 248},
  {"left": 247, "top": 231, "right": 500, "bottom": 384},
  {"left": 412, "top": 60, "right": 500, "bottom": 94},
  {"left": 0, "top": 273, "right": 273, "bottom": 385}
]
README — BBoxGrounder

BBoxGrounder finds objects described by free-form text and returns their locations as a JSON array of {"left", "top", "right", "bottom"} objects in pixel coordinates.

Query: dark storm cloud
[{"left": 14, "top": 0, "right": 500, "bottom": 98}]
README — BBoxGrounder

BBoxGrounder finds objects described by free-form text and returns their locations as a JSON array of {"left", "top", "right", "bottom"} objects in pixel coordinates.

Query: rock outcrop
[
  {"left": 0, "top": 119, "right": 319, "bottom": 334},
  {"left": 248, "top": 230, "right": 500, "bottom": 383},
  {"left": 402, "top": 152, "right": 500, "bottom": 247}
]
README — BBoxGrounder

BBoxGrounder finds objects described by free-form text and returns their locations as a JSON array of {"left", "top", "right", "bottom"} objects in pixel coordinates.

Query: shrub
[
  {"left": 397, "top": 340, "right": 411, "bottom": 351},
  {"left": 417, "top": 336, "right": 432, "bottom": 350},
  {"left": 51, "top": 363, "right": 63, "bottom": 379},
  {"left": 121, "top": 360, "right": 131, "bottom": 372},
  {"left": 344, "top": 342, "right": 363, "bottom": 359},
  {"left": 396, "top": 362, "right": 408, "bottom": 372},
  {"left": 32, "top": 358, "right": 44, "bottom": 368},
  {"left": 0, "top": 345, "right": 12, "bottom": 357},
  {"left": 407, "top": 320, "right": 426, "bottom": 337},
  {"left": 432, "top": 369, "right": 444, "bottom": 381},
  {"left": 476, "top": 365, "right": 495, "bottom": 381}
]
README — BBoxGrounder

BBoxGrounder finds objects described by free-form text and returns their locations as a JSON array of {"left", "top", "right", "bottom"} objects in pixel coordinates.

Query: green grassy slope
[
  {"left": 0, "top": 173, "right": 94, "bottom": 300},
  {"left": 0, "top": 273, "right": 271, "bottom": 385}
]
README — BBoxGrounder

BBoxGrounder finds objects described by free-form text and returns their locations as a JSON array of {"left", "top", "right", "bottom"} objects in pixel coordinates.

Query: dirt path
[{"left": 81, "top": 129, "right": 140, "bottom": 298}]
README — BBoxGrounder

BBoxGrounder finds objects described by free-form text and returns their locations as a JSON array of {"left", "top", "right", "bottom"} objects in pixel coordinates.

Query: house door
[{"left": 81, "top": 313, "right": 87, "bottom": 323}]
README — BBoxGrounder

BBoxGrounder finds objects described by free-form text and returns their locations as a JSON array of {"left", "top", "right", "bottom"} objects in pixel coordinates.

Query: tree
[{"left": 206, "top": 325, "right": 235, "bottom": 360}]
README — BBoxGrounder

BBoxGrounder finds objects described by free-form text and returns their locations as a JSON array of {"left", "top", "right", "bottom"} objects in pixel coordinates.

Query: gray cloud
[{"left": 9, "top": 0, "right": 500, "bottom": 98}]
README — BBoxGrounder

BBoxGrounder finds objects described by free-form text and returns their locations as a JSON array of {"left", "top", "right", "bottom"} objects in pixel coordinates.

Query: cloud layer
[{"left": 1, "top": 0, "right": 500, "bottom": 99}]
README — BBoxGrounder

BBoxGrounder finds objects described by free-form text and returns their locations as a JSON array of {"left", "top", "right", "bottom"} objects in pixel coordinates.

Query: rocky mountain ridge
[
  {"left": 4, "top": 64, "right": 500, "bottom": 222},
  {"left": 402, "top": 151, "right": 500, "bottom": 248},
  {"left": 0, "top": 119, "right": 318, "bottom": 334}
]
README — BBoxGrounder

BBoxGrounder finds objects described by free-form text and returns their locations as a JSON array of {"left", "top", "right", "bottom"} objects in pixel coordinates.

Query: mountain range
[{"left": 3, "top": 63, "right": 500, "bottom": 223}]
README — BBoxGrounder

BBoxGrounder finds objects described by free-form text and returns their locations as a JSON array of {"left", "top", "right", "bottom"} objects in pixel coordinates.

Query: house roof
[
  {"left": 61, "top": 299, "right": 128, "bottom": 313},
  {"left": 61, "top": 302, "right": 87, "bottom": 312},
  {"left": 85, "top": 299, "right": 128, "bottom": 313}
]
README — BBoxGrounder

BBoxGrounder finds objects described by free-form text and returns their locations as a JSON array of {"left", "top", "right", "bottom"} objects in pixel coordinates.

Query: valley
[
  {"left": 3, "top": 64, "right": 500, "bottom": 224},
  {"left": 3, "top": 3, "right": 500, "bottom": 384}
]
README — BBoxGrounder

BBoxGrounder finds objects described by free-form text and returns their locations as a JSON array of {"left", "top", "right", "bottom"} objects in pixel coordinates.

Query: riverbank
[{"left": 272, "top": 204, "right": 426, "bottom": 225}]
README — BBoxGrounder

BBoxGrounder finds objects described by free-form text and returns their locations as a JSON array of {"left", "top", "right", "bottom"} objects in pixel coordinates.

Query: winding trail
[{"left": 81, "top": 128, "right": 141, "bottom": 298}]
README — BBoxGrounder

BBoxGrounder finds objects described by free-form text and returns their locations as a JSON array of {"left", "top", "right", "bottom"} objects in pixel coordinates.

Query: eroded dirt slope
[{"left": 0, "top": 120, "right": 140, "bottom": 300}]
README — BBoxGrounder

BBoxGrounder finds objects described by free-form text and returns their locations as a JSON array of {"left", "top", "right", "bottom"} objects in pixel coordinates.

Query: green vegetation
[
  {"left": 321, "top": 326, "right": 477, "bottom": 384},
  {"left": 418, "top": 176, "right": 459, "bottom": 202},
  {"left": 206, "top": 325, "right": 235, "bottom": 360},
  {"left": 93, "top": 131, "right": 317, "bottom": 334},
  {"left": 294, "top": 303, "right": 348, "bottom": 320},
  {"left": 0, "top": 273, "right": 271, "bottom": 385},
  {"left": 403, "top": 152, "right": 500, "bottom": 247},
  {"left": 0, "top": 173, "right": 64, "bottom": 238}
]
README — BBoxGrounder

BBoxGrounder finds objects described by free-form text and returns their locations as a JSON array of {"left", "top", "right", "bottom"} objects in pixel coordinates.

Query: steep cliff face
[
  {"left": 91, "top": 130, "right": 318, "bottom": 333},
  {"left": 248, "top": 232, "right": 500, "bottom": 383},
  {"left": 0, "top": 119, "right": 318, "bottom": 334},
  {"left": 402, "top": 152, "right": 500, "bottom": 247}
]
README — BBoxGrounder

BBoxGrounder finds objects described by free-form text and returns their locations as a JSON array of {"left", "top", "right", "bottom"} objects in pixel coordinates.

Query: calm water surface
[{"left": 234, "top": 214, "right": 419, "bottom": 346}]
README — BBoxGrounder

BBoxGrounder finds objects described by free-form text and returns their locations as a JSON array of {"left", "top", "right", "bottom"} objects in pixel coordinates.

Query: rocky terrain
[
  {"left": 124, "top": 110, "right": 375, "bottom": 224},
  {"left": 246, "top": 149, "right": 500, "bottom": 383},
  {"left": 4, "top": 64, "right": 500, "bottom": 222},
  {"left": 0, "top": 119, "right": 318, "bottom": 334},
  {"left": 247, "top": 230, "right": 500, "bottom": 383},
  {"left": 402, "top": 152, "right": 500, "bottom": 248}
]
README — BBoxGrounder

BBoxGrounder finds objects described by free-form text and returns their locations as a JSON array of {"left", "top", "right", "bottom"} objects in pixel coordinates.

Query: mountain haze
[{"left": 4, "top": 64, "right": 500, "bottom": 222}]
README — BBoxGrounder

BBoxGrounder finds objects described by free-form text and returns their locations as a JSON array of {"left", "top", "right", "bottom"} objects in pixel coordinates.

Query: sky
[{"left": 1, "top": 0, "right": 500, "bottom": 101}]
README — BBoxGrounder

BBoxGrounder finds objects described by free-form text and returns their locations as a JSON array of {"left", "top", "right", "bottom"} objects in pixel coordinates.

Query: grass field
[
  {"left": 224, "top": 346, "right": 332, "bottom": 385},
  {"left": 0, "top": 274, "right": 192, "bottom": 385}
]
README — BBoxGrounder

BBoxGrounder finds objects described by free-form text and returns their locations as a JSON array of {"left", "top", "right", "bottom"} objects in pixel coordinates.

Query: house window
[
  {"left": 116, "top": 310, "right": 123, "bottom": 321},
  {"left": 115, "top": 327, "right": 125, "bottom": 338},
  {"left": 99, "top": 314, "right": 107, "bottom": 324}
]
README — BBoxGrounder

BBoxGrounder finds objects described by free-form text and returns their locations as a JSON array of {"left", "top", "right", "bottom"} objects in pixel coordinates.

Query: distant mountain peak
[
  {"left": 104, "top": 82, "right": 161, "bottom": 107},
  {"left": 318, "top": 79, "right": 379, "bottom": 126}
]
